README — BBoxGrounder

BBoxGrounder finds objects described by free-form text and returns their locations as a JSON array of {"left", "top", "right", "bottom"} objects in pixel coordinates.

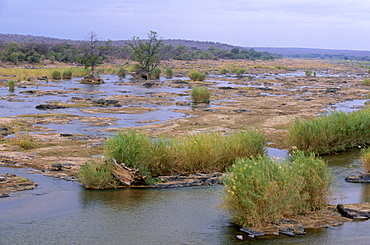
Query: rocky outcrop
[
  {"left": 35, "top": 104, "right": 67, "bottom": 110},
  {"left": 80, "top": 75, "right": 104, "bottom": 84},
  {"left": 0, "top": 173, "right": 38, "bottom": 198},
  {"left": 154, "top": 172, "right": 223, "bottom": 188},
  {"left": 345, "top": 172, "right": 370, "bottom": 183}
]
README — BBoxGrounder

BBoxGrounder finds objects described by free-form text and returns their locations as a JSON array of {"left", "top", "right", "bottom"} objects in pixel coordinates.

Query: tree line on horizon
[{"left": 0, "top": 33, "right": 280, "bottom": 66}]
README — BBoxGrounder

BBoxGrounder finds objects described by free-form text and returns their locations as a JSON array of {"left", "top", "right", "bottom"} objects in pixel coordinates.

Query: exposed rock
[
  {"left": 0, "top": 173, "right": 38, "bottom": 197},
  {"left": 337, "top": 204, "right": 370, "bottom": 219},
  {"left": 345, "top": 172, "right": 370, "bottom": 183},
  {"left": 240, "top": 227, "right": 265, "bottom": 238},
  {"left": 93, "top": 99, "right": 121, "bottom": 107},
  {"left": 112, "top": 159, "right": 146, "bottom": 186},
  {"left": 80, "top": 75, "right": 104, "bottom": 84},
  {"left": 155, "top": 172, "right": 223, "bottom": 188},
  {"left": 35, "top": 104, "right": 67, "bottom": 110}
]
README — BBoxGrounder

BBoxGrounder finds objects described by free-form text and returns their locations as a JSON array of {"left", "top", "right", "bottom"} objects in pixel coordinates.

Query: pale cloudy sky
[{"left": 1, "top": 0, "right": 370, "bottom": 50}]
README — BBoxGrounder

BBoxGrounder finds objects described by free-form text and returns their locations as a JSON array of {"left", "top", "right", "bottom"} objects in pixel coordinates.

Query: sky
[{"left": 1, "top": 0, "right": 370, "bottom": 51}]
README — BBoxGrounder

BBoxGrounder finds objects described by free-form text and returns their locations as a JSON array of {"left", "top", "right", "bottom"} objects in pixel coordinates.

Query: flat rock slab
[
  {"left": 345, "top": 172, "right": 370, "bottom": 183},
  {"left": 154, "top": 172, "right": 223, "bottom": 188},
  {"left": 0, "top": 173, "right": 38, "bottom": 197}
]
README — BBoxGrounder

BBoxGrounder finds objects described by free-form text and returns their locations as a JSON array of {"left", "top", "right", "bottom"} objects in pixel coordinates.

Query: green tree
[
  {"left": 126, "top": 31, "right": 163, "bottom": 73},
  {"left": 80, "top": 32, "right": 112, "bottom": 77}
]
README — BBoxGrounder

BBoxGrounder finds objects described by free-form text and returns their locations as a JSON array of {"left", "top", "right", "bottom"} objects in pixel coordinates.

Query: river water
[{"left": 1, "top": 74, "right": 370, "bottom": 244}]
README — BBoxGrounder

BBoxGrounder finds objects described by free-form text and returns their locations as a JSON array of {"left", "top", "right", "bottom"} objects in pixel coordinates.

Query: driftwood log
[{"left": 111, "top": 159, "right": 146, "bottom": 186}]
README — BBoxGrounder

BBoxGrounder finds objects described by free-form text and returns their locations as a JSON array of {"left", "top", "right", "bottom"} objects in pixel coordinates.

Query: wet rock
[
  {"left": 155, "top": 172, "right": 223, "bottom": 188},
  {"left": 172, "top": 80, "right": 189, "bottom": 84},
  {"left": 0, "top": 173, "right": 38, "bottom": 197},
  {"left": 60, "top": 133, "right": 73, "bottom": 137},
  {"left": 337, "top": 204, "right": 370, "bottom": 219},
  {"left": 93, "top": 99, "right": 120, "bottom": 107},
  {"left": 143, "top": 82, "right": 155, "bottom": 88},
  {"left": 36, "top": 104, "right": 67, "bottom": 110},
  {"left": 240, "top": 227, "right": 265, "bottom": 238},
  {"left": 19, "top": 90, "right": 36, "bottom": 94},
  {"left": 345, "top": 172, "right": 370, "bottom": 183},
  {"left": 219, "top": 86, "right": 236, "bottom": 90},
  {"left": 277, "top": 219, "right": 306, "bottom": 236},
  {"left": 234, "top": 109, "right": 252, "bottom": 113},
  {"left": 80, "top": 76, "right": 104, "bottom": 84},
  {"left": 51, "top": 163, "right": 63, "bottom": 171},
  {"left": 324, "top": 88, "right": 340, "bottom": 93}
]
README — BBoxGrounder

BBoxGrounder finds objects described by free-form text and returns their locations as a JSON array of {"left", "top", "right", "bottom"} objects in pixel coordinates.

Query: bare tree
[{"left": 80, "top": 32, "right": 111, "bottom": 78}]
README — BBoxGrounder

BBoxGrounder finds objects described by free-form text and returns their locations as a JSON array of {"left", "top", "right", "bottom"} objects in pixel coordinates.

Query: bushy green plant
[
  {"left": 221, "top": 151, "right": 331, "bottom": 228},
  {"left": 78, "top": 160, "right": 118, "bottom": 189},
  {"left": 165, "top": 68, "right": 173, "bottom": 78},
  {"left": 219, "top": 68, "right": 228, "bottom": 75},
  {"left": 117, "top": 67, "right": 126, "bottom": 77},
  {"left": 235, "top": 68, "right": 246, "bottom": 76},
  {"left": 61, "top": 70, "right": 72, "bottom": 79},
  {"left": 191, "top": 86, "right": 211, "bottom": 103},
  {"left": 150, "top": 67, "right": 161, "bottom": 79},
  {"left": 362, "top": 78, "right": 370, "bottom": 86},
  {"left": 230, "top": 67, "right": 238, "bottom": 74},
  {"left": 305, "top": 70, "right": 312, "bottom": 77},
  {"left": 361, "top": 148, "right": 370, "bottom": 173},
  {"left": 287, "top": 108, "right": 370, "bottom": 155},
  {"left": 187, "top": 69, "right": 206, "bottom": 81},
  {"left": 7, "top": 80, "right": 15, "bottom": 91},
  {"left": 51, "top": 70, "right": 61, "bottom": 80}
]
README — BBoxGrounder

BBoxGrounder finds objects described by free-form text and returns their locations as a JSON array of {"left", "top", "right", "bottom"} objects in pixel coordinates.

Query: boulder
[{"left": 345, "top": 172, "right": 370, "bottom": 183}]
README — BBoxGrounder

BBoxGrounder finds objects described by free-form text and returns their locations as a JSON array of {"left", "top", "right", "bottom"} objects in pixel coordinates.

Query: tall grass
[
  {"left": 117, "top": 67, "right": 126, "bottom": 77},
  {"left": 103, "top": 129, "right": 265, "bottom": 177},
  {"left": 191, "top": 86, "right": 211, "bottom": 103},
  {"left": 78, "top": 160, "right": 119, "bottom": 189},
  {"left": 221, "top": 151, "right": 331, "bottom": 228},
  {"left": 51, "top": 70, "right": 62, "bottom": 80},
  {"left": 363, "top": 78, "right": 370, "bottom": 86},
  {"left": 61, "top": 70, "right": 72, "bottom": 79},
  {"left": 287, "top": 108, "right": 370, "bottom": 155},
  {"left": 361, "top": 148, "right": 370, "bottom": 173}
]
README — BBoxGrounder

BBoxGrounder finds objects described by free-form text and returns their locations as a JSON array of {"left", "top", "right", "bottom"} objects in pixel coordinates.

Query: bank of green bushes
[
  {"left": 287, "top": 108, "right": 370, "bottom": 155},
  {"left": 221, "top": 151, "right": 331, "bottom": 228},
  {"left": 103, "top": 129, "right": 265, "bottom": 177}
]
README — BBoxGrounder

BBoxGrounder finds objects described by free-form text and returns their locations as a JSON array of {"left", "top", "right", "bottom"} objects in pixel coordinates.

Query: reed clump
[
  {"left": 7, "top": 80, "right": 15, "bottom": 91},
  {"left": 78, "top": 160, "right": 119, "bottom": 189},
  {"left": 165, "top": 68, "right": 173, "bottom": 78},
  {"left": 61, "top": 70, "right": 72, "bottom": 79},
  {"left": 361, "top": 148, "right": 370, "bottom": 173},
  {"left": 103, "top": 129, "right": 265, "bottom": 177},
  {"left": 221, "top": 151, "right": 331, "bottom": 228},
  {"left": 287, "top": 108, "right": 370, "bottom": 155},
  {"left": 191, "top": 86, "right": 211, "bottom": 103}
]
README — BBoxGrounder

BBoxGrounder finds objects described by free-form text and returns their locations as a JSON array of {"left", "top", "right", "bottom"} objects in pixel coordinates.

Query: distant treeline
[
  {"left": 287, "top": 53, "right": 370, "bottom": 61},
  {"left": 0, "top": 41, "right": 280, "bottom": 65}
]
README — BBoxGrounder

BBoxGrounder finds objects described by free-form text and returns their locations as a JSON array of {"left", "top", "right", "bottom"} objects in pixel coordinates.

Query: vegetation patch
[
  {"left": 287, "top": 108, "right": 370, "bottom": 155},
  {"left": 78, "top": 160, "right": 119, "bottom": 189},
  {"left": 103, "top": 129, "right": 265, "bottom": 178},
  {"left": 221, "top": 151, "right": 331, "bottom": 228},
  {"left": 191, "top": 86, "right": 211, "bottom": 103}
]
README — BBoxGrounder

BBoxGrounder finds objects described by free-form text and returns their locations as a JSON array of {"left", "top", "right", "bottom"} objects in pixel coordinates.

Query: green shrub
[
  {"left": 221, "top": 151, "right": 331, "bottom": 228},
  {"left": 51, "top": 70, "right": 61, "bottom": 80},
  {"left": 7, "top": 80, "right": 15, "bottom": 91},
  {"left": 61, "top": 70, "right": 72, "bottom": 79},
  {"left": 305, "top": 70, "right": 312, "bottom": 77},
  {"left": 187, "top": 69, "right": 206, "bottom": 81},
  {"left": 230, "top": 67, "right": 238, "bottom": 74},
  {"left": 235, "top": 68, "right": 246, "bottom": 76},
  {"left": 117, "top": 67, "right": 126, "bottom": 77},
  {"left": 287, "top": 108, "right": 370, "bottom": 155},
  {"left": 361, "top": 148, "right": 370, "bottom": 173},
  {"left": 150, "top": 68, "right": 161, "bottom": 79},
  {"left": 191, "top": 86, "right": 211, "bottom": 103},
  {"left": 363, "top": 78, "right": 370, "bottom": 86},
  {"left": 165, "top": 68, "right": 173, "bottom": 78},
  {"left": 219, "top": 68, "right": 228, "bottom": 75},
  {"left": 104, "top": 129, "right": 265, "bottom": 176},
  {"left": 78, "top": 160, "right": 118, "bottom": 189}
]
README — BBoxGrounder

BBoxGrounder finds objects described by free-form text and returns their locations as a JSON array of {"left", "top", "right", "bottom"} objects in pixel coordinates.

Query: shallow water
[{"left": 1, "top": 149, "right": 369, "bottom": 245}]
